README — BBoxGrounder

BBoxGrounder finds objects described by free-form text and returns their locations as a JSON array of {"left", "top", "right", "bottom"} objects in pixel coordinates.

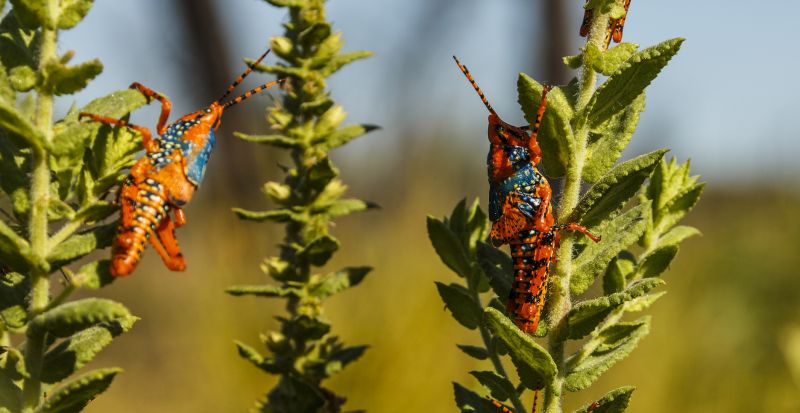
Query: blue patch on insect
[
  {"left": 489, "top": 162, "right": 543, "bottom": 221},
  {"left": 184, "top": 130, "right": 215, "bottom": 186}
]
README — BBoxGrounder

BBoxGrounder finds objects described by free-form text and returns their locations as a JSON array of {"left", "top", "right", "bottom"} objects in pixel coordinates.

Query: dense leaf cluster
[
  {"left": 227, "top": 0, "right": 376, "bottom": 411},
  {"left": 0, "top": 0, "right": 144, "bottom": 411},
  {"left": 428, "top": 2, "right": 702, "bottom": 412}
]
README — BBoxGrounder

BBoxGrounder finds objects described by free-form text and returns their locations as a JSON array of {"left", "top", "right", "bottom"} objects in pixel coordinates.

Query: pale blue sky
[{"left": 59, "top": 0, "right": 800, "bottom": 187}]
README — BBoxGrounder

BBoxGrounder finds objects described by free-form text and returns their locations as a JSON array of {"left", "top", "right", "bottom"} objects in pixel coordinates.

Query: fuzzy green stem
[
  {"left": 21, "top": 19, "right": 58, "bottom": 411},
  {"left": 543, "top": 5, "right": 614, "bottom": 413}
]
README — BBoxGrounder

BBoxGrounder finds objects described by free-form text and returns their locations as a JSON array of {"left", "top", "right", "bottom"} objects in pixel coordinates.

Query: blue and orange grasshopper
[
  {"left": 453, "top": 56, "right": 600, "bottom": 335},
  {"left": 80, "top": 49, "right": 281, "bottom": 276}
]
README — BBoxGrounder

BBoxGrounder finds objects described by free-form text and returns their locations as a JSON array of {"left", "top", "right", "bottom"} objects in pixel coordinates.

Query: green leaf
[
  {"left": 9, "top": 0, "right": 55, "bottom": 29},
  {"left": 298, "top": 22, "right": 331, "bottom": 47},
  {"left": 571, "top": 202, "right": 651, "bottom": 294},
  {"left": 0, "top": 270, "right": 28, "bottom": 332},
  {"left": 327, "top": 345, "right": 368, "bottom": 372},
  {"left": 321, "top": 51, "right": 373, "bottom": 77},
  {"left": 309, "top": 266, "right": 371, "bottom": 299},
  {"left": 636, "top": 245, "right": 678, "bottom": 278},
  {"left": 232, "top": 208, "right": 298, "bottom": 223},
  {"left": 0, "top": 346, "right": 28, "bottom": 381},
  {"left": 9, "top": 65, "right": 36, "bottom": 92},
  {"left": 518, "top": 74, "right": 574, "bottom": 177},
  {"left": 29, "top": 298, "right": 130, "bottom": 338},
  {"left": 453, "top": 382, "right": 498, "bottom": 413},
  {"left": 316, "top": 124, "right": 379, "bottom": 151},
  {"left": 583, "top": 93, "right": 645, "bottom": 183},
  {"left": 51, "top": 118, "right": 91, "bottom": 162},
  {"left": 602, "top": 251, "right": 635, "bottom": 294},
  {"left": 37, "top": 368, "right": 119, "bottom": 413},
  {"left": 573, "top": 386, "right": 635, "bottom": 413},
  {"left": 321, "top": 198, "right": 376, "bottom": 218},
  {"left": 565, "top": 317, "right": 650, "bottom": 391},
  {"left": 470, "top": 370, "right": 515, "bottom": 402},
  {"left": 298, "top": 235, "right": 339, "bottom": 266},
  {"left": 58, "top": 0, "right": 94, "bottom": 30},
  {"left": 572, "top": 149, "right": 667, "bottom": 227},
  {"left": 436, "top": 282, "right": 481, "bottom": 330},
  {"left": 466, "top": 200, "right": 489, "bottom": 252},
  {"left": 80, "top": 88, "right": 147, "bottom": 120},
  {"left": 314, "top": 105, "right": 346, "bottom": 138},
  {"left": 233, "top": 132, "right": 300, "bottom": 149},
  {"left": 625, "top": 292, "right": 666, "bottom": 313},
  {"left": 0, "top": 97, "right": 43, "bottom": 148},
  {"left": 226, "top": 284, "right": 300, "bottom": 298},
  {"left": 235, "top": 341, "right": 268, "bottom": 373},
  {"left": 41, "top": 316, "right": 136, "bottom": 383},
  {"left": 656, "top": 225, "right": 700, "bottom": 249},
  {"left": 0, "top": 218, "right": 30, "bottom": 266},
  {"left": 427, "top": 216, "right": 471, "bottom": 278},
  {"left": 307, "top": 157, "right": 338, "bottom": 192},
  {"left": 46, "top": 223, "right": 115, "bottom": 268},
  {"left": 566, "top": 279, "right": 664, "bottom": 340},
  {"left": 0, "top": 371, "right": 20, "bottom": 412},
  {"left": 42, "top": 59, "right": 102, "bottom": 95},
  {"left": 457, "top": 344, "right": 488, "bottom": 361},
  {"left": 589, "top": 38, "right": 684, "bottom": 128},
  {"left": 655, "top": 182, "right": 705, "bottom": 233},
  {"left": 71, "top": 259, "right": 115, "bottom": 289},
  {"left": 266, "top": 0, "right": 307, "bottom": 8},
  {"left": 585, "top": 42, "right": 639, "bottom": 76},
  {"left": 483, "top": 308, "right": 557, "bottom": 389},
  {"left": 476, "top": 241, "right": 512, "bottom": 300}
]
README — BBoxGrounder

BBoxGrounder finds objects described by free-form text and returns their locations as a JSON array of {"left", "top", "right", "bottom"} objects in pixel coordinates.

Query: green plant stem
[
  {"left": 21, "top": 19, "right": 58, "bottom": 412},
  {"left": 543, "top": 5, "right": 613, "bottom": 413},
  {"left": 469, "top": 284, "right": 526, "bottom": 413}
]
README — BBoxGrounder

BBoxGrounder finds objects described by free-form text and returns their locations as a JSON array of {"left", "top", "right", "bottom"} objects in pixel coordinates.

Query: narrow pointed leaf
[
  {"left": 470, "top": 370, "right": 516, "bottom": 402},
  {"left": 46, "top": 223, "right": 115, "bottom": 268},
  {"left": 655, "top": 225, "right": 700, "bottom": 249},
  {"left": 602, "top": 252, "right": 636, "bottom": 294},
  {"left": 566, "top": 279, "right": 664, "bottom": 339},
  {"left": 233, "top": 132, "right": 300, "bottom": 149},
  {"left": 453, "top": 382, "right": 498, "bottom": 413},
  {"left": 457, "top": 344, "right": 489, "bottom": 360},
  {"left": 427, "top": 216, "right": 471, "bottom": 278},
  {"left": 573, "top": 386, "right": 635, "bottom": 413},
  {"left": 583, "top": 93, "right": 645, "bottom": 183},
  {"left": 41, "top": 316, "right": 136, "bottom": 383},
  {"left": 571, "top": 203, "right": 650, "bottom": 294},
  {"left": 436, "top": 282, "right": 481, "bottom": 330},
  {"left": 37, "top": 368, "right": 119, "bottom": 413},
  {"left": 636, "top": 245, "right": 678, "bottom": 278},
  {"left": 225, "top": 285, "right": 301, "bottom": 298},
  {"left": 589, "top": 38, "right": 684, "bottom": 127},
  {"left": 565, "top": 318, "right": 650, "bottom": 391},
  {"left": 29, "top": 298, "right": 130, "bottom": 338},
  {"left": 233, "top": 208, "right": 298, "bottom": 223},
  {"left": 572, "top": 149, "right": 667, "bottom": 227},
  {"left": 484, "top": 308, "right": 557, "bottom": 389}
]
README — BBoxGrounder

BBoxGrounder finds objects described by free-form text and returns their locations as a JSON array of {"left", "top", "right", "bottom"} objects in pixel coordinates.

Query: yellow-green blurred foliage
[{"left": 80, "top": 141, "right": 800, "bottom": 412}]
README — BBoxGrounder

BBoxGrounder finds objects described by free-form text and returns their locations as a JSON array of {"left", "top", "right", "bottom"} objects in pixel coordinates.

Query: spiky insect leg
[
  {"left": 129, "top": 82, "right": 173, "bottom": 134},
  {"left": 149, "top": 214, "right": 186, "bottom": 271}
]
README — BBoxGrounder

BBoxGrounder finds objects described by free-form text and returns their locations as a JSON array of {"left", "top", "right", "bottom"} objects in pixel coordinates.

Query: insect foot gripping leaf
[
  {"left": 432, "top": 2, "right": 698, "bottom": 413},
  {"left": 79, "top": 48, "right": 282, "bottom": 276}
]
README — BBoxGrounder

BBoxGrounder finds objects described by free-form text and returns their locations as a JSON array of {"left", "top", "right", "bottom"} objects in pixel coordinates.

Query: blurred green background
[{"left": 46, "top": 0, "right": 800, "bottom": 411}]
